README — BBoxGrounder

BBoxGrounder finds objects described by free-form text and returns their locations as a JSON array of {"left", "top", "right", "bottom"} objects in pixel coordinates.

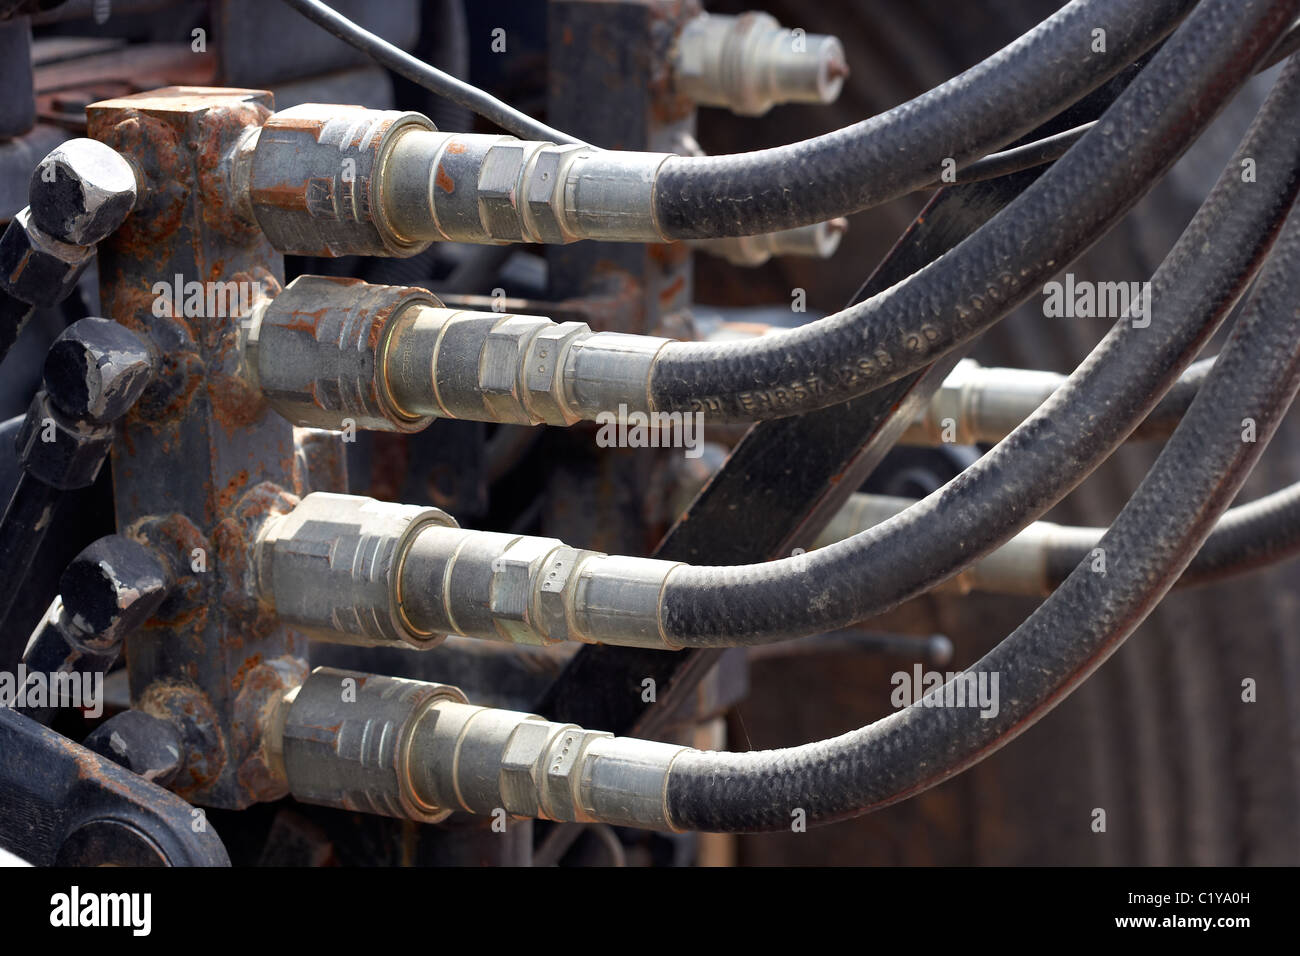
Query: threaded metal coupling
[
  {"left": 247, "top": 104, "right": 436, "bottom": 257},
  {"left": 673, "top": 12, "right": 848, "bottom": 116},
  {"left": 255, "top": 492, "right": 459, "bottom": 649},
  {"left": 275, "top": 668, "right": 468, "bottom": 822},
  {"left": 243, "top": 104, "right": 676, "bottom": 251},
  {"left": 380, "top": 128, "right": 671, "bottom": 245},
  {"left": 246, "top": 274, "right": 439, "bottom": 433},
  {"left": 275, "top": 667, "right": 687, "bottom": 830},
  {"left": 382, "top": 302, "right": 671, "bottom": 427}
]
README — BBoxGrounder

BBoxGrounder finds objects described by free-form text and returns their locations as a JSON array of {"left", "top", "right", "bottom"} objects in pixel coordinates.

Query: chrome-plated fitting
[
  {"left": 673, "top": 12, "right": 848, "bottom": 116},
  {"left": 692, "top": 218, "right": 847, "bottom": 267},
  {"left": 247, "top": 104, "right": 436, "bottom": 257},
  {"left": 255, "top": 493, "right": 679, "bottom": 649},
  {"left": 255, "top": 492, "right": 459, "bottom": 648},
  {"left": 899, "top": 359, "right": 1065, "bottom": 446},
  {"left": 274, "top": 667, "right": 687, "bottom": 829},
  {"left": 243, "top": 105, "right": 675, "bottom": 251},
  {"left": 380, "top": 129, "right": 671, "bottom": 245},
  {"left": 246, "top": 274, "right": 670, "bottom": 430},
  {"left": 399, "top": 523, "right": 680, "bottom": 648}
]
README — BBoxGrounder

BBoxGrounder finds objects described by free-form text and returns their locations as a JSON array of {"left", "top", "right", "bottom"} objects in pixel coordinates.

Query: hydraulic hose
[
  {"left": 655, "top": 19, "right": 1300, "bottom": 647},
  {"left": 644, "top": 0, "right": 1290, "bottom": 423},
  {"left": 259, "top": 25, "right": 1300, "bottom": 660},
  {"left": 662, "top": 175, "right": 1300, "bottom": 833},
  {"left": 271, "top": 191, "right": 1300, "bottom": 832},
  {"left": 937, "top": 14, "right": 1300, "bottom": 190},
  {"left": 817, "top": 477, "right": 1300, "bottom": 595}
]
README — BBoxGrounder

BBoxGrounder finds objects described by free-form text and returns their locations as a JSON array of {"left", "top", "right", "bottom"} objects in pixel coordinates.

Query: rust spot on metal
[
  {"left": 435, "top": 164, "right": 455, "bottom": 194},
  {"left": 217, "top": 470, "right": 250, "bottom": 513},
  {"left": 252, "top": 180, "right": 315, "bottom": 211},
  {"left": 209, "top": 369, "right": 267, "bottom": 434},
  {"left": 659, "top": 274, "right": 685, "bottom": 304}
]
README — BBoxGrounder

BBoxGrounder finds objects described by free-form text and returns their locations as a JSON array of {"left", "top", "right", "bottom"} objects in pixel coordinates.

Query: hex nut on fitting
[
  {"left": 383, "top": 303, "right": 662, "bottom": 427},
  {"left": 406, "top": 699, "right": 685, "bottom": 829},
  {"left": 256, "top": 492, "right": 459, "bottom": 648},
  {"left": 381, "top": 129, "right": 669, "bottom": 245},
  {"left": 248, "top": 104, "right": 436, "bottom": 257}
]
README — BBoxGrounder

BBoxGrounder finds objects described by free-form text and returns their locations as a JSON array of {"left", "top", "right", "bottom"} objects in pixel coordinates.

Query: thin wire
[{"left": 278, "top": 0, "right": 592, "bottom": 147}]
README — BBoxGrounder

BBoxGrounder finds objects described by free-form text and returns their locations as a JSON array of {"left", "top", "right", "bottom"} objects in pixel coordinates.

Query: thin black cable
[{"left": 277, "top": 0, "right": 590, "bottom": 146}]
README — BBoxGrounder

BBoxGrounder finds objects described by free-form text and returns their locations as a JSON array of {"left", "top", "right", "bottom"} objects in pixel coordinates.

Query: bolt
[
  {"left": 43, "top": 316, "right": 153, "bottom": 424},
  {"left": 28, "top": 138, "right": 136, "bottom": 246},
  {"left": 59, "top": 534, "right": 168, "bottom": 647}
]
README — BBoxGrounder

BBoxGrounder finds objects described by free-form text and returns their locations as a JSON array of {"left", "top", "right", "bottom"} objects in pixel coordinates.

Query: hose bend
[
  {"left": 658, "top": 17, "right": 1300, "bottom": 648},
  {"left": 663, "top": 142, "right": 1300, "bottom": 833}
]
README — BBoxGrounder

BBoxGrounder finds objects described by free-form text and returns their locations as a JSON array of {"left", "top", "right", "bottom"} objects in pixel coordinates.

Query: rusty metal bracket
[
  {"left": 0, "top": 706, "right": 230, "bottom": 866},
  {"left": 87, "top": 87, "right": 326, "bottom": 810}
]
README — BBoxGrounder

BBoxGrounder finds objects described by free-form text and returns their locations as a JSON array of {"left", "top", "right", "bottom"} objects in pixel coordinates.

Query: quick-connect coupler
[
  {"left": 273, "top": 667, "right": 686, "bottom": 829},
  {"left": 254, "top": 493, "right": 680, "bottom": 650},
  {"left": 239, "top": 103, "right": 673, "bottom": 256},
  {"left": 243, "top": 275, "right": 669, "bottom": 430},
  {"left": 673, "top": 12, "right": 849, "bottom": 116}
]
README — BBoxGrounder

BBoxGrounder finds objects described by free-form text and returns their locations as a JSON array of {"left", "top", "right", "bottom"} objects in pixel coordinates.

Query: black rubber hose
[
  {"left": 647, "top": 0, "right": 1285, "bottom": 423},
  {"left": 663, "top": 153, "right": 1300, "bottom": 835},
  {"left": 653, "top": 0, "right": 1193, "bottom": 240},
  {"left": 933, "top": 16, "right": 1300, "bottom": 191},
  {"left": 657, "top": 10, "right": 1300, "bottom": 648},
  {"left": 1129, "top": 354, "right": 1215, "bottom": 439}
]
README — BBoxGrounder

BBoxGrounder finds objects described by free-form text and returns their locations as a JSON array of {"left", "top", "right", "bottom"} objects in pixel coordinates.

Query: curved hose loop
[
  {"left": 646, "top": 1, "right": 1290, "bottom": 424},
  {"left": 663, "top": 90, "right": 1300, "bottom": 834},
  {"left": 652, "top": 0, "right": 1194, "bottom": 238},
  {"left": 658, "top": 0, "right": 1300, "bottom": 649}
]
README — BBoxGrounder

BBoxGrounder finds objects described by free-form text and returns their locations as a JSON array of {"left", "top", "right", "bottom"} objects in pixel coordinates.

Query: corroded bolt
[
  {"left": 28, "top": 138, "right": 137, "bottom": 246},
  {"left": 43, "top": 316, "right": 153, "bottom": 424}
]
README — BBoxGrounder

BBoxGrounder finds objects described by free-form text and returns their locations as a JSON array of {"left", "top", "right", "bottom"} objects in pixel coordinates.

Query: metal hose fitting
[
  {"left": 275, "top": 667, "right": 687, "bottom": 830},
  {"left": 243, "top": 104, "right": 674, "bottom": 253},
  {"left": 246, "top": 275, "right": 671, "bottom": 430},
  {"left": 673, "top": 12, "right": 849, "bottom": 116},
  {"left": 255, "top": 492, "right": 459, "bottom": 649},
  {"left": 254, "top": 493, "right": 681, "bottom": 650}
]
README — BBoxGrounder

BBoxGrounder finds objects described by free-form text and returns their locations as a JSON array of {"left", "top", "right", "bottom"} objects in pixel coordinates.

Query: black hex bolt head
[
  {"left": 59, "top": 534, "right": 169, "bottom": 646},
  {"left": 43, "top": 316, "right": 153, "bottom": 424},
  {"left": 28, "top": 138, "right": 137, "bottom": 246}
]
